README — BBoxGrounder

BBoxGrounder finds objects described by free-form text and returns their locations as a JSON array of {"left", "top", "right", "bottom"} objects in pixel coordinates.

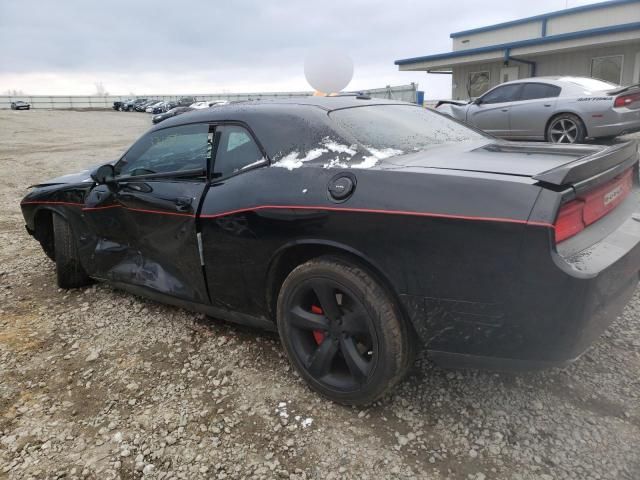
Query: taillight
[
  {"left": 555, "top": 200, "right": 585, "bottom": 243},
  {"left": 555, "top": 169, "right": 633, "bottom": 243},
  {"left": 614, "top": 91, "right": 640, "bottom": 108}
]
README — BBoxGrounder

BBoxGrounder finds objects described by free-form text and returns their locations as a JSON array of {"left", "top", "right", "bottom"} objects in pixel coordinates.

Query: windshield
[
  {"left": 561, "top": 77, "right": 617, "bottom": 90},
  {"left": 330, "top": 104, "right": 484, "bottom": 153}
]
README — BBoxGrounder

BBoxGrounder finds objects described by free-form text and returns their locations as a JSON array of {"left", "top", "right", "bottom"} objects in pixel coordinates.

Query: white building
[{"left": 396, "top": 0, "right": 640, "bottom": 99}]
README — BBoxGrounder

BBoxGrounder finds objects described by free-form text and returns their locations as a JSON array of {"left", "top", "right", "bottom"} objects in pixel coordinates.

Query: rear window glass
[
  {"left": 329, "top": 105, "right": 483, "bottom": 153},
  {"left": 560, "top": 77, "right": 616, "bottom": 91},
  {"left": 520, "top": 83, "right": 561, "bottom": 100}
]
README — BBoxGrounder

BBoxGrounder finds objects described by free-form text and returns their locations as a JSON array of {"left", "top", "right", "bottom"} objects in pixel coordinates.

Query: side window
[
  {"left": 212, "top": 125, "right": 265, "bottom": 178},
  {"left": 520, "top": 83, "right": 561, "bottom": 101},
  {"left": 480, "top": 84, "right": 522, "bottom": 104},
  {"left": 116, "top": 124, "right": 209, "bottom": 177}
]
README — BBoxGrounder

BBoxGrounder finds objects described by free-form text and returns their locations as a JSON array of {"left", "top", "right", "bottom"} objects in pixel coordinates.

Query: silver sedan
[{"left": 436, "top": 76, "right": 640, "bottom": 144}]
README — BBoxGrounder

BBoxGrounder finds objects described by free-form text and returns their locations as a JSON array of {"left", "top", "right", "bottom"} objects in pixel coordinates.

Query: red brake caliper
[{"left": 310, "top": 305, "right": 326, "bottom": 344}]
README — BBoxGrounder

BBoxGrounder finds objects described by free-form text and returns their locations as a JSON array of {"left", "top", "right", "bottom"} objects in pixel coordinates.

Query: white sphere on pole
[{"left": 304, "top": 48, "right": 354, "bottom": 95}]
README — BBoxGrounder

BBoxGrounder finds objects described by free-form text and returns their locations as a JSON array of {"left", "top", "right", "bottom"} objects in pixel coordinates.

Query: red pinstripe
[
  {"left": 81, "top": 204, "right": 120, "bottom": 211},
  {"left": 20, "top": 201, "right": 554, "bottom": 228},
  {"left": 200, "top": 205, "right": 554, "bottom": 228}
]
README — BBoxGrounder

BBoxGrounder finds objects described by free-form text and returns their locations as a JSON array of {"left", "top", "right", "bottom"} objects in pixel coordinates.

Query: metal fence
[
  {"left": 0, "top": 84, "right": 421, "bottom": 109},
  {"left": 354, "top": 84, "right": 418, "bottom": 103}
]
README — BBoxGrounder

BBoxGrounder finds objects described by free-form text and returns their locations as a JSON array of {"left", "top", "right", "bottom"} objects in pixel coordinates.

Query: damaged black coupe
[{"left": 21, "top": 97, "right": 640, "bottom": 404}]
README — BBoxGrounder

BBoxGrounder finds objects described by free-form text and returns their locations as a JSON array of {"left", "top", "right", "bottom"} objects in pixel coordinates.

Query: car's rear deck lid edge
[{"left": 533, "top": 142, "right": 638, "bottom": 186}]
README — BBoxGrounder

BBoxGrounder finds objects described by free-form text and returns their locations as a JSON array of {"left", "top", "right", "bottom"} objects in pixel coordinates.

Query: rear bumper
[
  {"left": 589, "top": 109, "right": 640, "bottom": 138},
  {"left": 402, "top": 191, "right": 640, "bottom": 369}
]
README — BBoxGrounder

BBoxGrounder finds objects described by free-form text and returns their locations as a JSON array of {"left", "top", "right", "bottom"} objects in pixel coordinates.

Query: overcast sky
[{"left": 0, "top": 0, "right": 603, "bottom": 98}]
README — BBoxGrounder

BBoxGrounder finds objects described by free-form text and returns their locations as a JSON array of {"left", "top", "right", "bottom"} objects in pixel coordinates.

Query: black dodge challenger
[{"left": 20, "top": 97, "right": 640, "bottom": 404}]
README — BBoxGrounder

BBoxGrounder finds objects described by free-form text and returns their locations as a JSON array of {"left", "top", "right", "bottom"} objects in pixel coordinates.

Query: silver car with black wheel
[{"left": 436, "top": 76, "right": 640, "bottom": 144}]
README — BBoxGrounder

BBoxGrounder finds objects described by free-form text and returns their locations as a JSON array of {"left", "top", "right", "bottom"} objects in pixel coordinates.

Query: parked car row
[
  {"left": 112, "top": 97, "right": 229, "bottom": 124},
  {"left": 435, "top": 76, "right": 640, "bottom": 144},
  {"left": 112, "top": 97, "right": 196, "bottom": 112}
]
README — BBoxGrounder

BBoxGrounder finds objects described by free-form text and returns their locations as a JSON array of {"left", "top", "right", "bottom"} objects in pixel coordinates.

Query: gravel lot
[{"left": 1, "top": 109, "right": 639, "bottom": 480}]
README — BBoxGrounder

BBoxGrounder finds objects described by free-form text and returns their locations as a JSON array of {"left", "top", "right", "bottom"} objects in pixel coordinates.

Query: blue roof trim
[
  {"left": 395, "top": 21, "right": 640, "bottom": 66},
  {"left": 449, "top": 0, "right": 639, "bottom": 38}
]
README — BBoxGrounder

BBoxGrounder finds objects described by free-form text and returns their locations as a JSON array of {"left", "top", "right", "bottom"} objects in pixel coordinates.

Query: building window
[
  {"left": 468, "top": 71, "right": 490, "bottom": 98},
  {"left": 591, "top": 55, "right": 623, "bottom": 85}
]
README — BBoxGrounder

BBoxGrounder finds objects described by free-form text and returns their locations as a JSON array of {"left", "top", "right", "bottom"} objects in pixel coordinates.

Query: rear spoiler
[
  {"left": 607, "top": 83, "right": 640, "bottom": 95},
  {"left": 533, "top": 141, "right": 638, "bottom": 186}
]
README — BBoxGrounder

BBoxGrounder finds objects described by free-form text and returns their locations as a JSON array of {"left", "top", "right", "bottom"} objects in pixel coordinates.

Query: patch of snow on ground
[
  {"left": 276, "top": 402, "right": 289, "bottom": 418},
  {"left": 275, "top": 403, "right": 313, "bottom": 429}
]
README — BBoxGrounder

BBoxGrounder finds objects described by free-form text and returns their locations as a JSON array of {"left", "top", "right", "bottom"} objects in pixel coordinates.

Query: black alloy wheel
[
  {"left": 288, "top": 277, "right": 377, "bottom": 390},
  {"left": 277, "top": 256, "right": 413, "bottom": 405}
]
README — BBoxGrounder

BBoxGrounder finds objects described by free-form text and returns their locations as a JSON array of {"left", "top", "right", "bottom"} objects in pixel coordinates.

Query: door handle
[
  {"left": 174, "top": 196, "right": 193, "bottom": 212},
  {"left": 544, "top": 104, "right": 552, "bottom": 107},
  {"left": 501, "top": 109, "right": 509, "bottom": 112}
]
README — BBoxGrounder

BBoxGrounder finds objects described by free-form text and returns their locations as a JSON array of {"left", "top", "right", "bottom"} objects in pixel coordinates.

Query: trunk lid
[{"left": 379, "top": 140, "right": 633, "bottom": 184}]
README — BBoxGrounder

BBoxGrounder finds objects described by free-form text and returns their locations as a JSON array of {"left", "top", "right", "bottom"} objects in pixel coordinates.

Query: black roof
[
  {"left": 150, "top": 96, "right": 414, "bottom": 161},
  {"left": 156, "top": 96, "right": 409, "bottom": 126}
]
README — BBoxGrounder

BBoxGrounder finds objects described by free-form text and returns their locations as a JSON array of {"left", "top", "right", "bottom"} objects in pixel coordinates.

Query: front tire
[
  {"left": 277, "top": 256, "right": 413, "bottom": 405},
  {"left": 52, "top": 213, "right": 91, "bottom": 289},
  {"left": 547, "top": 113, "right": 586, "bottom": 144}
]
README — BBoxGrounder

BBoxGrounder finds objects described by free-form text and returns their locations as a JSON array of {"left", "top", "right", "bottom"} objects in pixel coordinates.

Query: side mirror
[
  {"left": 90, "top": 164, "right": 116, "bottom": 184},
  {"left": 473, "top": 98, "right": 483, "bottom": 105}
]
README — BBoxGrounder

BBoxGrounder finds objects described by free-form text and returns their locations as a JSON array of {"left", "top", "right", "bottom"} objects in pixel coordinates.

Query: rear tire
[
  {"left": 277, "top": 256, "right": 413, "bottom": 405},
  {"left": 52, "top": 213, "right": 91, "bottom": 289},
  {"left": 546, "top": 113, "right": 586, "bottom": 144}
]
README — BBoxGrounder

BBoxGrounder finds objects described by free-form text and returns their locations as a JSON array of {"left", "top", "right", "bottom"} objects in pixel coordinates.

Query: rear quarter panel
[
  {"left": 198, "top": 165, "right": 547, "bottom": 327},
  {"left": 555, "top": 95, "right": 616, "bottom": 136}
]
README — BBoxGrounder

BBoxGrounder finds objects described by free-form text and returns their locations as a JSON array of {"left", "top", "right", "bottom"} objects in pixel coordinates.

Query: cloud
[{"left": 0, "top": 0, "right": 602, "bottom": 97}]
